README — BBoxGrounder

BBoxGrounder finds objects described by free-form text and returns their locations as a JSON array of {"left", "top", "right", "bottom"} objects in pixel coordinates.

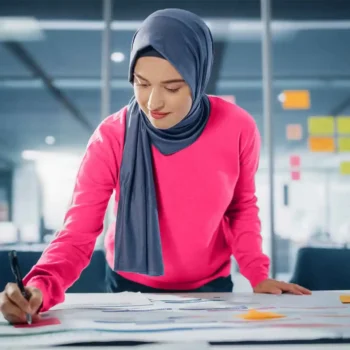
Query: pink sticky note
[
  {"left": 14, "top": 317, "right": 61, "bottom": 328},
  {"left": 289, "top": 155, "right": 301, "bottom": 167},
  {"left": 291, "top": 171, "right": 301, "bottom": 181},
  {"left": 286, "top": 124, "right": 303, "bottom": 141}
]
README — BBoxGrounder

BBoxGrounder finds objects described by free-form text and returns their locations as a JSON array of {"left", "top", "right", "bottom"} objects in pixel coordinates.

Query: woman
[{"left": 0, "top": 8, "right": 310, "bottom": 324}]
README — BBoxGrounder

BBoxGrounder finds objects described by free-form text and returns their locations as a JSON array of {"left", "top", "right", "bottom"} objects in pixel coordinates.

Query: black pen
[{"left": 9, "top": 250, "right": 32, "bottom": 324}]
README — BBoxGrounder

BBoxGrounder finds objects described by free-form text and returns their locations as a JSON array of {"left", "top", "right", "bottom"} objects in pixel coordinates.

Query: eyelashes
[
  {"left": 165, "top": 88, "right": 180, "bottom": 93},
  {"left": 134, "top": 83, "right": 180, "bottom": 93}
]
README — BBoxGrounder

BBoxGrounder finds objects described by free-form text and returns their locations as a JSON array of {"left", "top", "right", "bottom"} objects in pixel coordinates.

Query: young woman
[{"left": 0, "top": 8, "right": 310, "bottom": 324}]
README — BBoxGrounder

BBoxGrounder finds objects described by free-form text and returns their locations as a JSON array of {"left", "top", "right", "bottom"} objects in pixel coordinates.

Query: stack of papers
[{"left": 0, "top": 291, "right": 349, "bottom": 348}]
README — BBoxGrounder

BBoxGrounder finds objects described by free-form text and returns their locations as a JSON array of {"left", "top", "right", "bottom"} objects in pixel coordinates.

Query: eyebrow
[{"left": 134, "top": 73, "right": 185, "bottom": 84}]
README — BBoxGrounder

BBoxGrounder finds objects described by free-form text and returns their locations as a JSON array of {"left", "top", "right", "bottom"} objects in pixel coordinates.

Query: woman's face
[{"left": 133, "top": 56, "right": 193, "bottom": 129}]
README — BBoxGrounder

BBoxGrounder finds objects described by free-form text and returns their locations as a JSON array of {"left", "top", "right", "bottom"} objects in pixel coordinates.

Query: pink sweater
[{"left": 24, "top": 96, "right": 270, "bottom": 311}]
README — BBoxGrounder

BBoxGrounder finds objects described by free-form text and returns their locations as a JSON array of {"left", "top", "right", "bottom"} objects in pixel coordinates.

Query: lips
[{"left": 150, "top": 111, "right": 170, "bottom": 119}]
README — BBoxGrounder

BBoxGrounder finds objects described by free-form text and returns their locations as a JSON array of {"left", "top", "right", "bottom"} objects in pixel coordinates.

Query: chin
[
  {"left": 150, "top": 120, "right": 173, "bottom": 130},
  {"left": 148, "top": 116, "right": 176, "bottom": 130}
]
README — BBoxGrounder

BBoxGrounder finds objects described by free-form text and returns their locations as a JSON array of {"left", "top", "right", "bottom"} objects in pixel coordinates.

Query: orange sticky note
[
  {"left": 281, "top": 90, "right": 310, "bottom": 110},
  {"left": 308, "top": 137, "right": 335, "bottom": 152},
  {"left": 236, "top": 309, "right": 286, "bottom": 320},
  {"left": 340, "top": 295, "right": 350, "bottom": 303}
]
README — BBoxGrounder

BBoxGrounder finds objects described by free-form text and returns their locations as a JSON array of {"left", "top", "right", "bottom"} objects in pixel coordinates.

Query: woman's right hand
[{"left": 0, "top": 283, "right": 43, "bottom": 324}]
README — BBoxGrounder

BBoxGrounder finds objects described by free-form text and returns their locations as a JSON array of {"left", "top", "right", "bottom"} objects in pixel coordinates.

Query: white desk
[
  {"left": 20, "top": 344, "right": 350, "bottom": 350},
  {"left": 1, "top": 291, "right": 350, "bottom": 348}
]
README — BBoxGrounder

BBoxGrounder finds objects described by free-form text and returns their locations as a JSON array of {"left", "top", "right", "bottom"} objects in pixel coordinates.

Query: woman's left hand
[{"left": 253, "top": 279, "right": 312, "bottom": 295}]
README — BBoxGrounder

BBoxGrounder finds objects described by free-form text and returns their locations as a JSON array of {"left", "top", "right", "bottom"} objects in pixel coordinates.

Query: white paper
[
  {"left": 52, "top": 292, "right": 152, "bottom": 310},
  {"left": 0, "top": 291, "right": 349, "bottom": 348},
  {"left": 259, "top": 291, "right": 344, "bottom": 308},
  {"left": 199, "top": 291, "right": 344, "bottom": 308},
  {"left": 20, "top": 343, "right": 210, "bottom": 350},
  {"left": 0, "top": 326, "right": 343, "bottom": 348}
]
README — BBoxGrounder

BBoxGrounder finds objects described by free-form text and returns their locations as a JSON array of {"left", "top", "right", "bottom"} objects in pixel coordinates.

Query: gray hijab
[{"left": 114, "top": 8, "right": 214, "bottom": 276}]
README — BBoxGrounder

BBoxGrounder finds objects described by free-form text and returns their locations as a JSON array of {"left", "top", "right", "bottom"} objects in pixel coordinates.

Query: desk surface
[
  {"left": 2, "top": 291, "right": 350, "bottom": 348},
  {"left": 23, "top": 345, "right": 350, "bottom": 350}
]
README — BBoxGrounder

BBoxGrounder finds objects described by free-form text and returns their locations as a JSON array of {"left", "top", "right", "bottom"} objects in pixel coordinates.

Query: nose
[{"left": 147, "top": 87, "right": 164, "bottom": 111}]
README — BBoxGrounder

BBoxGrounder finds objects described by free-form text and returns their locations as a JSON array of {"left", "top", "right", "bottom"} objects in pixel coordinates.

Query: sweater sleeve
[
  {"left": 225, "top": 114, "right": 270, "bottom": 288},
  {"left": 23, "top": 122, "right": 118, "bottom": 311}
]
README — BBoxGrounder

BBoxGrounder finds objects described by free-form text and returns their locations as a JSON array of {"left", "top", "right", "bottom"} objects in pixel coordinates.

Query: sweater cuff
[
  {"left": 24, "top": 278, "right": 53, "bottom": 312},
  {"left": 248, "top": 271, "right": 269, "bottom": 288}
]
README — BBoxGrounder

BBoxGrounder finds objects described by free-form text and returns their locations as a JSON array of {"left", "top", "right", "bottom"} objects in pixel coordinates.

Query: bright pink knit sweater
[{"left": 24, "top": 96, "right": 270, "bottom": 311}]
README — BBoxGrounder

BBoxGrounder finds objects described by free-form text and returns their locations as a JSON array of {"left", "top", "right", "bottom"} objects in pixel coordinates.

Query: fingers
[
  {"left": 296, "top": 285, "right": 312, "bottom": 295},
  {"left": 269, "top": 287, "right": 282, "bottom": 295},
  {"left": 0, "top": 291, "right": 27, "bottom": 324},
  {"left": 27, "top": 287, "right": 43, "bottom": 314},
  {"left": 279, "top": 282, "right": 303, "bottom": 295},
  {"left": 5, "top": 283, "right": 31, "bottom": 313},
  {"left": 254, "top": 280, "right": 311, "bottom": 295},
  {"left": 278, "top": 282, "right": 311, "bottom": 295},
  {"left": 0, "top": 284, "right": 43, "bottom": 324}
]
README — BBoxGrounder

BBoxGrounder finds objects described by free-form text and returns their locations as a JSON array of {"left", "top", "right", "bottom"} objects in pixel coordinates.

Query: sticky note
[
  {"left": 308, "top": 116, "right": 335, "bottom": 135},
  {"left": 281, "top": 90, "right": 310, "bottom": 110},
  {"left": 308, "top": 137, "right": 335, "bottom": 152},
  {"left": 291, "top": 171, "right": 301, "bottom": 181},
  {"left": 237, "top": 309, "right": 285, "bottom": 320},
  {"left": 289, "top": 155, "right": 301, "bottom": 167},
  {"left": 340, "top": 295, "right": 350, "bottom": 303},
  {"left": 340, "top": 162, "right": 350, "bottom": 175},
  {"left": 338, "top": 137, "right": 350, "bottom": 152},
  {"left": 14, "top": 317, "right": 61, "bottom": 328},
  {"left": 336, "top": 117, "right": 350, "bottom": 135},
  {"left": 286, "top": 124, "right": 302, "bottom": 140}
]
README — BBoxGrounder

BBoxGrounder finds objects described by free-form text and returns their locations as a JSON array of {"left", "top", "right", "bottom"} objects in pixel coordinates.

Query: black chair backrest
[
  {"left": 290, "top": 247, "right": 350, "bottom": 290},
  {"left": 0, "top": 249, "right": 107, "bottom": 293}
]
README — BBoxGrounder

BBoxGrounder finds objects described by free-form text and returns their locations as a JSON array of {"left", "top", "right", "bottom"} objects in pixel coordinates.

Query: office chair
[
  {"left": 290, "top": 247, "right": 350, "bottom": 290},
  {"left": 0, "top": 249, "right": 107, "bottom": 293}
]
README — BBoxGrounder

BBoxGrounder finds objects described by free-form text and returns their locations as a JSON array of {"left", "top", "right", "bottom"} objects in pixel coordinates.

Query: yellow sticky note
[
  {"left": 282, "top": 90, "right": 310, "bottom": 110},
  {"left": 308, "top": 137, "right": 335, "bottom": 152},
  {"left": 338, "top": 137, "right": 350, "bottom": 152},
  {"left": 236, "top": 309, "right": 285, "bottom": 320},
  {"left": 308, "top": 116, "right": 335, "bottom": 135},
  {"left": 336, "top": 117, "right": 350, "bottom": 135},
  {"left": 340, "top": 162, "right": 350, "bottom": 175},
  {"left": 340, "top": 295, "right": 350, "bottom": 303}
]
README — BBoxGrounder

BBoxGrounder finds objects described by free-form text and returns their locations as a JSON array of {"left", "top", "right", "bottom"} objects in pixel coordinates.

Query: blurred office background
[{"left": 1, "top": 0, "right": 350, "bottom": 292}]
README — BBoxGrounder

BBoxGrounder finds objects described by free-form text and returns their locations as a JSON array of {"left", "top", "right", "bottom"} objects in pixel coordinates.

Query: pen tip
[{"left": 26, "top": 314, "right": 32, "bottom": 325}]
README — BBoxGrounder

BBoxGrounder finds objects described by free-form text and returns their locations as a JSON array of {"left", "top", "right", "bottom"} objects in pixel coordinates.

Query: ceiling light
[
  {"left": 45, "top": 136, "right": 55, "bottom": 145},
  {"left": 0, "top": 17, "right": 44, "bottom": 41},
  {"left": 111, "top": 52, "right": 125, "bottom": 63}
]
